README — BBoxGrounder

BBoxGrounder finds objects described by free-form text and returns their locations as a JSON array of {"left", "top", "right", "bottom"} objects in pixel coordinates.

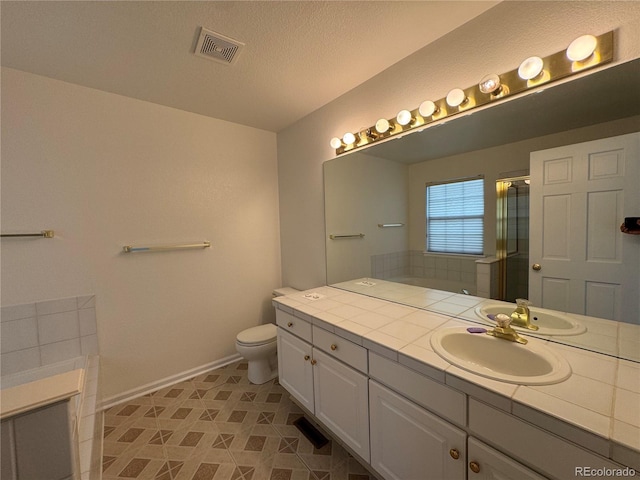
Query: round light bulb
[
  {"left": 418, "top": 100, "right": 437, "bottom": 118},
  {"left": 478, "top": 73, "right": 501, "bottom": 94},
  {"left": 446, "top": 88, "right": 467, "bottom": 108},
  {"left": 375, "top": 118, "right": 390, "bottom": 133},
  {"left": 342, "top": 132, "right": 356, "bottom": 145},
  {"left": 518, "top": 56, "right": 544, "bottom": 80},
  {"left": 396, "top": 110, "right": 413, "bottom": 126},
  {"left": 330, "top": 137, "right": 342, "bottom": 149},
  {"left": 566, "top": 34, "right": 597, "bottom": 62}
]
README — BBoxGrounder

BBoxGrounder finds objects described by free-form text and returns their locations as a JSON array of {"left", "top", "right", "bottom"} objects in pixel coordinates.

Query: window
[{"left": 426, "top": 177, "right": 484, "bottom": 255}]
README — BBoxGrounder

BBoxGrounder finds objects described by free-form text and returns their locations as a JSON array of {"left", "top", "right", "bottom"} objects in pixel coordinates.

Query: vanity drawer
[
  {"left": 276, "top": 309, "right": 312, "bottom": 343},
  {"left": 313, "top": 326, "right": 367, "bottom": 374}
]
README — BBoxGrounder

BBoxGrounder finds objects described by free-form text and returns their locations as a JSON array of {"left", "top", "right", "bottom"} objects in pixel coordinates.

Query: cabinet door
[
  {"left": 369, "top": 380, "right": 466, "bottom": 480},
  {"left": 468, "top": 437, "right": 546, "bottom": 480},
  {"left": 277, "top": 328, "right": 314, "bottom": 412},
  {"left": 312, "top": 348, "right": 370, "bottom": 461}
]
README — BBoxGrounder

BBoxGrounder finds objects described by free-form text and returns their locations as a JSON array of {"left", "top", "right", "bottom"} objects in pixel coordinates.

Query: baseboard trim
[{"left": 99, "top": 353, "right": 243, "bottom": 411}]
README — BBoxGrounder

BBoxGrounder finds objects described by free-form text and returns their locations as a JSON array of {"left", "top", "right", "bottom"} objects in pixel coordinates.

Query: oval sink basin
[
  {"left": 430, "top": 327, "right": 572, "bottom": 385},
  {"left": 475, "top": 304, "right": 586, "bottom": 336}
]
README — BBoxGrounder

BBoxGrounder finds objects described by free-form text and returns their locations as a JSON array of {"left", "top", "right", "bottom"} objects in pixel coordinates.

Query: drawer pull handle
[
  {"left": 330, "top": 344, "right": 338, "bottom": 351},
  {"left": 287, "top": 322, "right": 293, "bottom": 327},
  {"left": 310, "top": 359, "right": 317, "bottom": 365},
  {"left": 469, "top": 462, "right": 480, "bottom": 474},
  {"left": 304, "top": 355, "right": 310, "bottom": 361},
  {"left": 449, "top": 449, "right": 460, "bottom": 460}
]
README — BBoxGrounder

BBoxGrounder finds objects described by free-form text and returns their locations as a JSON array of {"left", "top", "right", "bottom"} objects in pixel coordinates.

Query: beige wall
[
  {"left": 1, "top": 68, "right": 281, "bottom": 401},
  {"left": 277, "top": 1, "right": 640, "bottom": 290}
]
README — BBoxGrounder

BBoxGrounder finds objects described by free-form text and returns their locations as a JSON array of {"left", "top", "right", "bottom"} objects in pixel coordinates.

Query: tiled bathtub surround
[
  {"left": 1, "top": 295, "right": 98, "bottom": 376},
  {"left": 370, "top": 250, "right": 478, "bottom": 295},
  {"left": 102, "top": 361, "right": 376, "bottom": 480}
]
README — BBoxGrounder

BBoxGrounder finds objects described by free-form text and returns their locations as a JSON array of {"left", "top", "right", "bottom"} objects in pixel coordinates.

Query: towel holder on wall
[
  {"left": 329, "top": 234, "right": 365, "bottom": 240},
  {"left": 377, "top": 223, "right": 405, "bottom": 228},
  {"left": 122, "top": 241, "right": 211, "bottom": 253},
  {"left": 1, "top": 230, "right": 55, "bottom": 238}
]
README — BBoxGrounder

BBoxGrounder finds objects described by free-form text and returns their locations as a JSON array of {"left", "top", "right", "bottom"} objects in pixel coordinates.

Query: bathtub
[{"left": 0, "top": 355, "right": 101, "bottom": 480}]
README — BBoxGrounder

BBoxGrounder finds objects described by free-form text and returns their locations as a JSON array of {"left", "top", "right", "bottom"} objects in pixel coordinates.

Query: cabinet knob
[
  {"left": 287, "top": 322, "right": 293, "bottom": 327},
  {"left": 304, "top": 355, "right": 310, "bottom": 361},
  {"left": 532, "top": 263, "right": 542, "bottom": 271},
  {"left": 469, "top": 462, "right": 480, "bottom": 474},
  {"left": 310, "top": 359, "right": 317, "bottom": 365},
  {"left": 330, "top": 344, "right": 338, "bottom": 351},
  {"left": 449, "top": 448, "right": 460, "bottom": 460}
]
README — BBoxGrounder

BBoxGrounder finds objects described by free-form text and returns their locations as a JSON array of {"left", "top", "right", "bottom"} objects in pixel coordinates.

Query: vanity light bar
[{"left": 331, "top": 31, "right": 614, "bottom": 155}]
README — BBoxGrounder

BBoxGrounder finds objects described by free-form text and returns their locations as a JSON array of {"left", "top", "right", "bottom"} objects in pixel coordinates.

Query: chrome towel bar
[
  {"left": 1, "top": 230, "right": 54, "bottom": 238},
  {"left": 329, "top": 234, "right": 365, "bottom": 240},
  {"left": 377, "top": 223, "right": 405, "bottom": 228},
  {"left": 123, "top": 241, "right": 211, "bottom": 253}
]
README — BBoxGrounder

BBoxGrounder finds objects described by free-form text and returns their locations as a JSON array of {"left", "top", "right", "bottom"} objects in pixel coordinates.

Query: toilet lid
[{"left": 237, "top": 323, "right": 277, "bottom": 345}]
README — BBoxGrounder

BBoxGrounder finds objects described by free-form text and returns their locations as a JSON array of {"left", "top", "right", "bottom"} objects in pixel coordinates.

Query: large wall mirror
[{"left": 324, "top": 59, "right": 640, "bottom": 362}]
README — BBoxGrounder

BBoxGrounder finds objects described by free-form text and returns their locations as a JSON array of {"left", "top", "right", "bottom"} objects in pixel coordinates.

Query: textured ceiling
[{"left": 0, "top": 1, "right": 499, "bottom": 132}]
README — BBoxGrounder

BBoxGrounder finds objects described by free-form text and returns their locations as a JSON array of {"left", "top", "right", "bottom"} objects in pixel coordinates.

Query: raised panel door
[
  {"left": 312, "top": 348, "right": 370, "bottom": 461},
  {"left": 277, "top": 328, "right": 314, "bottom": 413},
  {"left": 369, "top": 380, "right": 466, "bottom": 480}
]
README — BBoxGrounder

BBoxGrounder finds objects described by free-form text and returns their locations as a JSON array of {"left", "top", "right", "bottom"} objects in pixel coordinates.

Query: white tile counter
[{"left": 273, "top": 284, "right": 640, "bottom": 471}]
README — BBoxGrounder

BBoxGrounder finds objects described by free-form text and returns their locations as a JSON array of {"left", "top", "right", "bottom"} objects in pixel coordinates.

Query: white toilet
[{"left": 235, "top": 287, "right": 299, "bottom": 384}]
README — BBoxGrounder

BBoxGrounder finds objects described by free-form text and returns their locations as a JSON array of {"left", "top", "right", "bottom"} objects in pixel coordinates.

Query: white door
[
  {"left": 369, "top": 380, "right": 466, "bottom": 480},
  {"left": 277, "top": 329, "right": 314, "bottom": 412},
  {"left": 530, "top": 133, "right": 640, "bottom": 322},
  {"left": 467, "top": 437, "right": 546, "bottom": 480},
  {"left": 312, "top": 348, "right": 370, "bottom": 461}
]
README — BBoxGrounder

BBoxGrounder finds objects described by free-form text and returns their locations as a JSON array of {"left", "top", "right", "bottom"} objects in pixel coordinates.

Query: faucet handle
[
  {"left": 515, "top": 298, "right": 531, "bottom": 307},
  {"left": 495, "top": 313, "right": 512, "bottom": 329}
]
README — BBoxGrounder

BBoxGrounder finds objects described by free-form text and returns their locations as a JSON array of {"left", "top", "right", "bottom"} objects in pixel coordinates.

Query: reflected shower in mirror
[{"left": 324, "top": 59, "right": 640, "bottom": 362}]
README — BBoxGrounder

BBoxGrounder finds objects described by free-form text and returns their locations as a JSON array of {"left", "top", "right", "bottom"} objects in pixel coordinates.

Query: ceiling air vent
[{"left": 194, "top": 27, "right": 244, "bottom": 65}]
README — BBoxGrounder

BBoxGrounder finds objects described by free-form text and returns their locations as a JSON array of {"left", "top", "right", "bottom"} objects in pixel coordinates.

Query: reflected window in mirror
[{"left": 426, "top": 176, "right": 484, "bottom": 255}]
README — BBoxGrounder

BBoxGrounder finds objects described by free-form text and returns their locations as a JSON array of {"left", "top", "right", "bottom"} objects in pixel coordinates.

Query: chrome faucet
[
  {"left": 487, "top": 314, "right": 528, "bottom": 344},
  {"left": 510, "top": 298, "right": 539, "bottom": 331}
]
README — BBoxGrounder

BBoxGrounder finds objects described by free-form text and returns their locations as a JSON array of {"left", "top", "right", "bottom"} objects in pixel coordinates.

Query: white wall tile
[
  {"left": 1, "top": 303, "right": 36, "bottom": 322},
  {"left": 76, "top": 295, "right": 95, "bottom": 309},
  {"left": 35, "top": 297, "right": 77, "bottom": 316},
  {"left": 14, "top": 402, "right": 72, "bottom": 480},
  {"left": 40, "top": 339, "right": 81, "bottom": 365},
  {"left": 1, "top": 317, "right": 39, "bottom": 353},
  {"left": 80, "top": 335, "right": 99, "bottom": 356},
  {"left": 78, "top": 308, "right": 97, "bottom": 336},
  {"left": 1, "top": 347, "right": 41, "bottom": 376},
  {"left": 38, "top": 311, "right": 79, "bottom": 345}
]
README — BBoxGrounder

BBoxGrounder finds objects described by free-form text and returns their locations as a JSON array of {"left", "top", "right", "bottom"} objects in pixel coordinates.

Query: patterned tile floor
[{"left": 102, "top": 361, "right": 378, "bottom": 480}]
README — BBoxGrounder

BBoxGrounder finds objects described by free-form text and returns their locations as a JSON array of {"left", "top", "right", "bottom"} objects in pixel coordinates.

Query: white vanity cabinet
[
  {"left": 277, "top": 327, "right": 314, "bottom": 412},
  {"left": 276, "top": 310, "right": 370, "bottom": 461},
  {"left": 369, "top": 380, "right": 466, "bottom": 480},
  {"left": 312, "top": 348, "right": 369, "bottom": 461},
  {"left": 467, "top": 437, "right": 546, "bottom": 480}
]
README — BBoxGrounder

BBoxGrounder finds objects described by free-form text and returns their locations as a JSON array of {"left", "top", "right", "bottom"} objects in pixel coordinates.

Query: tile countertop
[{"left": 272, "top": 283, "right": 640, "bottom": 468}]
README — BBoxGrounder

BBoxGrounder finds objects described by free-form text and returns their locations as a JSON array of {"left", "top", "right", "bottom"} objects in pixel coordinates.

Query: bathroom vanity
[{"left": 273, "top": 286, "right": 639, "bottom": 480}]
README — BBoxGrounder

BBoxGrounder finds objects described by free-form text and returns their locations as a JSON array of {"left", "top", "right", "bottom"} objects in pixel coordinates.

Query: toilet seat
[{"left": 236, "top": 323, "right": 277, "bottom": 346}]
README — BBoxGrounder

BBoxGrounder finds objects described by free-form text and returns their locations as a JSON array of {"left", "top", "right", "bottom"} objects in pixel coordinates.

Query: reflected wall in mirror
[{"left": 324, "top": 59, "right": 640, "bottom": 362}]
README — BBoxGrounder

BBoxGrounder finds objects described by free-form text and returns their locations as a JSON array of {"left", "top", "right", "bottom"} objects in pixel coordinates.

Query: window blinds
[{"left": 426, "top": 178, "right": 484, "bottom": 255}]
